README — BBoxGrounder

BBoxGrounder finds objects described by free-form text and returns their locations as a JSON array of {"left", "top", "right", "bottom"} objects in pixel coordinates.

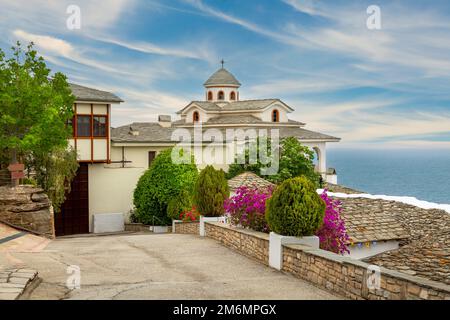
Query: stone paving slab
[{"left": 0, "top": 268, "right": 38, "bottom": 300}]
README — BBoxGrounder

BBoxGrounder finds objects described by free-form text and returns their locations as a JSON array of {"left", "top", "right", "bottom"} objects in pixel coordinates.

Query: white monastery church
[{"left": 59, "top": 67, "right": 340, "bottom": 236}]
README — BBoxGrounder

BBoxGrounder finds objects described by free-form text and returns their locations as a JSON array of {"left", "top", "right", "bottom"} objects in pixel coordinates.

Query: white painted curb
[
  {"left": 172, "top": 220, "right": 182, "bottom": 233},
  {"left": 269, "top": 232, "right": 319, "bottom": 270},
  {"left": 199, "top": 216, "right": 221, "bottom": 236}
]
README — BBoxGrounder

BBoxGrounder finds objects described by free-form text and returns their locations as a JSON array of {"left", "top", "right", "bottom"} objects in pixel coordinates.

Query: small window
[
  {"left": 207, "top": 91, "right": 213, "bottom": 101},
  {"left": 230, "top": 91, "right": 236, "bottom": 100},
  {"left": 193, "top": 111, "right": 200, "bottom": 122},
  {"left": 272, "top": 110, "right": 279, "bottom": 123},
  {"left": 218, "top": 91, "right": 224, "bottom": 100},
  {"left": 77, "top": 115, "right": 91, "bottom": 137},
  {"left": 93, "top": 116, "right": 107, "bottom": 137}
]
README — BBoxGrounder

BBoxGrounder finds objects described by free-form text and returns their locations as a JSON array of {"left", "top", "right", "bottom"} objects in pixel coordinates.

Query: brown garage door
[{"left": 54, "top": 163, "right": 89, "bottom": 236}]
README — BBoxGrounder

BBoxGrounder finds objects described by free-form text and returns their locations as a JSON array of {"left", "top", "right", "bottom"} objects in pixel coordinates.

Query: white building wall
[
  {"left": 88, "top": 145, "right": 169, "bottom": 227},
  {"left": 206, "top": 87, "right": 239, "bottom": 102},
  {"left": 345, "top": 240, "right": 400, "bottom": 260},
  {"left": 76, "top": 103, "right": 91, "bottom": 114},
  {"left": 76, "top": 139, "right": 91, "bottom": 161},
  {"left": 302, "top": 141, "right": 327, "bottom": 174},
  {"left": 88, "top": 140, "right": 334, "bottom": 227},
  {"left": 185, "top": 107, "right": 210, "bottom": 124},
  {"left": 88, "top": 164, "right": 144, "bottom": 230},
  {"left": 260, "top": 105, "right": 289, "bottom": 122}
]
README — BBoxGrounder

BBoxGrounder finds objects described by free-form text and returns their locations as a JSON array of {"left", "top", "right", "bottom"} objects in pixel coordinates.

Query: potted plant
[{"left": 265, "top": 176, "right": 325, "bottom": 270}]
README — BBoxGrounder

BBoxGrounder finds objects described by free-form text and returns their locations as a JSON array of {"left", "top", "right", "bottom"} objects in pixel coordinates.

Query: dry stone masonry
[
  {"left": 0, "top": 185, "right": 54, "bottom": 238},
  {"left": 174, "top": 220, "right": 450, "bottom": 300},
  {"left": 173, "top": 221, "right": 200, "bottom": 235}
]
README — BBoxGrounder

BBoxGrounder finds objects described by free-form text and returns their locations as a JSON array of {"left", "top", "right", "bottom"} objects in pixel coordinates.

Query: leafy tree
[
  {"left": 266, "top": 176, "right": 325, "bottom": 237},
  {"left": 193, "top": 165, "right": 229, "bottom": 217},
  {"left": 0, "top": 42, "right": 78, "bottom": 211},
  {"left": 133, "top": 148, "right": 198, "bottom": 225},
  {"left": 227, "top": 137, "right": 321, "bottom": 187}
]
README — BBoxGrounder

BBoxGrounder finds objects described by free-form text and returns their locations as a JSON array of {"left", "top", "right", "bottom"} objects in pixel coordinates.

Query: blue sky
[{"left": 1, "top": 0, "right": 450, "bottom": 149}]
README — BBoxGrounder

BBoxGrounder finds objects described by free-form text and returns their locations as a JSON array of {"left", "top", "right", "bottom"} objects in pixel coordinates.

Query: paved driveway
[{"left": 0, "top": 233, "right": 341, "bottom": 300}]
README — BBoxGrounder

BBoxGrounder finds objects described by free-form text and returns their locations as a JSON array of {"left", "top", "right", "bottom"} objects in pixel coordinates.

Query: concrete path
[{"left": 0, "top": 233, "right": 341, "bottom": 300}]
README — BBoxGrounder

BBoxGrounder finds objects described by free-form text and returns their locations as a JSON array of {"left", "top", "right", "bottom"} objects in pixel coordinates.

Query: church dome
[{"left": 204, "top": 67, "right": 241, "bottom": 87}]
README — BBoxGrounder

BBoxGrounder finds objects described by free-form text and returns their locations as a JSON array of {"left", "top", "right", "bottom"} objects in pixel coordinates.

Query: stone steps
[{"left": 0, "top": 268, "right": 39, "bottom": 300}]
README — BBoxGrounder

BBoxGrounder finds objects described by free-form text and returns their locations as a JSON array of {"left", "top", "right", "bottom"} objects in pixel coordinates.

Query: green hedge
[
  {"left": 266, "top": 176, "right": 325, "bottom": 236},
  {"left": 133, "top": 148, "right": 198, "bottom": 225}
]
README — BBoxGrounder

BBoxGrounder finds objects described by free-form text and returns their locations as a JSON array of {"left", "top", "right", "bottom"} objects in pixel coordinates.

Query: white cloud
[
  {"left": 293, "top": 97, "right": 450, "bottom": 145},
  {"left": 13, "top": 30, "right": 74, "bottom": 57},
  {"left": 0, "top": 0, "right": 135, "bottom": 32},
  {"left": 87, "top": 35, "right": 217, "bottom": 63},
  {"left": 13, "top": 29, "right": 135, "bottom": 76}
]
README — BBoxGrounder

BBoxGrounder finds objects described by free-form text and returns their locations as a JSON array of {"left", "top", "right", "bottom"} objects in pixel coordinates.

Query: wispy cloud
[
  {"left": 13, "top": 29, "right": 133, "bottom": 76},
  {"left": 2, "top": 0, "right": 450, "bottom": 148},
  {"left": 87, "top": 35, "right": 216, "bottom": 63}
]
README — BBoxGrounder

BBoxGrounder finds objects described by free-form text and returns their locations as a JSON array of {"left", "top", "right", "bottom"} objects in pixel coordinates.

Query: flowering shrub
[
  {"left": 179, "top": 206, "right": 200, "bottom": 222},
  {"left": 315, "top": 190, "right": 350, "bottom": 255},
  {"left": 224, "top": 186, "right": 273, "bottom": 233}
]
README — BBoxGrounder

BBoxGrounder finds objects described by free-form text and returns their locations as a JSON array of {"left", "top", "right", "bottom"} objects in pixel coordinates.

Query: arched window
[
  {"left": 207, "top": 91, "right": 213, "bottom": 101},
  {"left": 230, "top": 91, "right": 236, "bottom": 100},
  {"left": 272, "top": 109, "right": 279, "bottom": 122},
  {"left": 218, "top": 91, "right": 224, "bottom": 100},
  {"left": 193, "top": 111, "right": 200, "bottom": 122}
]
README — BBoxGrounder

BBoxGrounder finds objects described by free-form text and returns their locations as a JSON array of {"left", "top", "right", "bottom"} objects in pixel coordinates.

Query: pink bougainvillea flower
[{"left": 315, "top": 190, "right": 350, "bottom": 255}]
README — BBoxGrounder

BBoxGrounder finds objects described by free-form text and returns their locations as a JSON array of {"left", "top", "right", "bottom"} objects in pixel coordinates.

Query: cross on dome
[{"left": 204, "top": 65, "right": 241, "bottom": 102}]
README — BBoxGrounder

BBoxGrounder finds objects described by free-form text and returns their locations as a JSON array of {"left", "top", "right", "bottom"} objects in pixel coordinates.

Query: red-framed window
[
  {"left": 272, "top": 109, "right": 279, "bottom": 122},
  {"left": 77, "top": 115, "right": 91, "bottom": 137},
  {"left": 193, "top": 111, "right": 200, "bottom": 122},
  {"left": 93, "top": 115, "right": 107, "bottom": 137}
]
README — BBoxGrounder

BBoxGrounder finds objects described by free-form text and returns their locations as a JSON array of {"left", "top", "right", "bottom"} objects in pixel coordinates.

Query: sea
[{"left": 327, "top": 148, "right": 450, "bottom": 205}]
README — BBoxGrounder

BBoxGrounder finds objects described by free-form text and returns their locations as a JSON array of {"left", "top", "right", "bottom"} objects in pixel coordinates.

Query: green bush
[
  {"left": 133, "top": 148, "right": 198, "bottom": 225},
  {"left": 167, "top": 189, "right": 193, "bottom": 220},
  {"left": 266, "top": 176, "right": 325, "bottom": 236},
  {"left": 193, "top": 165, "right": 229, "bottom": 217}
]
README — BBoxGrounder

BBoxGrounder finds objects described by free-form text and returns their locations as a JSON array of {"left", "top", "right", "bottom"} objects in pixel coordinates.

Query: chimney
[
  {"left": 129, "top": 126, "right": 139, "bottom": 136},
  {"left": 158, "top": 115, "right": 172, "bottom": 128}
]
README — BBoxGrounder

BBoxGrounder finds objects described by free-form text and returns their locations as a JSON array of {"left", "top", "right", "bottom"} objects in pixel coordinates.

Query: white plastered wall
[
  {"left": 302, "top": 141, "right": 327, "bottom": 174},
  {"left": 345, "top": 240, "right": 400, "bottom": 260},
  {"left": 260, "top": 105, "right": 289, "bottom": 122},
  {"left": 88, "top": 145, "right": 169, "bottom": 227},
  {"left": 205, "top": 87, "right": 239, "bottom": 102},
  {"left": 185, "top": 107, "right": 210, "bottom": 124}
]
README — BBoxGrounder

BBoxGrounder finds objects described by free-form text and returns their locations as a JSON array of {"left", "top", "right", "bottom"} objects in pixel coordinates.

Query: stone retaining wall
[
  {"left": 173, "top": 221, "right": 200, "bottom": 235},
  {"left": 0, "top": 185, "right": 54, "bottom": 238},
  {"left": 205, "top": 222, "right": 269, "bottom": 264},
  {"left": 124, "top": 223, "right": 150, "bottom": 232},
  {"left": 203, "top": 222, "right": 450, "bottom": 300}
]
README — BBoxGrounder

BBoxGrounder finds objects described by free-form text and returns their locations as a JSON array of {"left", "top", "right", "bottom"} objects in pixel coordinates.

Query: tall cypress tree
[{"left": 194, "top": 165, "right": 229, "bottom": 217}]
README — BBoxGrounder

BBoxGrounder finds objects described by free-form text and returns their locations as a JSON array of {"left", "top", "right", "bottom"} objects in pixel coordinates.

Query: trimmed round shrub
[
  {"left": 193, "top": 165, "right": 229, "bottom": 217},
  {"left": 133, "top": 148, "right": 198, "bottom": 225},
  {"left": 266, "top": 176, "right": 325, "bottom": 236}
]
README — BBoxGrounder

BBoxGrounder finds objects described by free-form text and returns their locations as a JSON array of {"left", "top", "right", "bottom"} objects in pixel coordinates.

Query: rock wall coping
[{"left": 203, "top": 222, "right": 450, "bottom": 300}]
